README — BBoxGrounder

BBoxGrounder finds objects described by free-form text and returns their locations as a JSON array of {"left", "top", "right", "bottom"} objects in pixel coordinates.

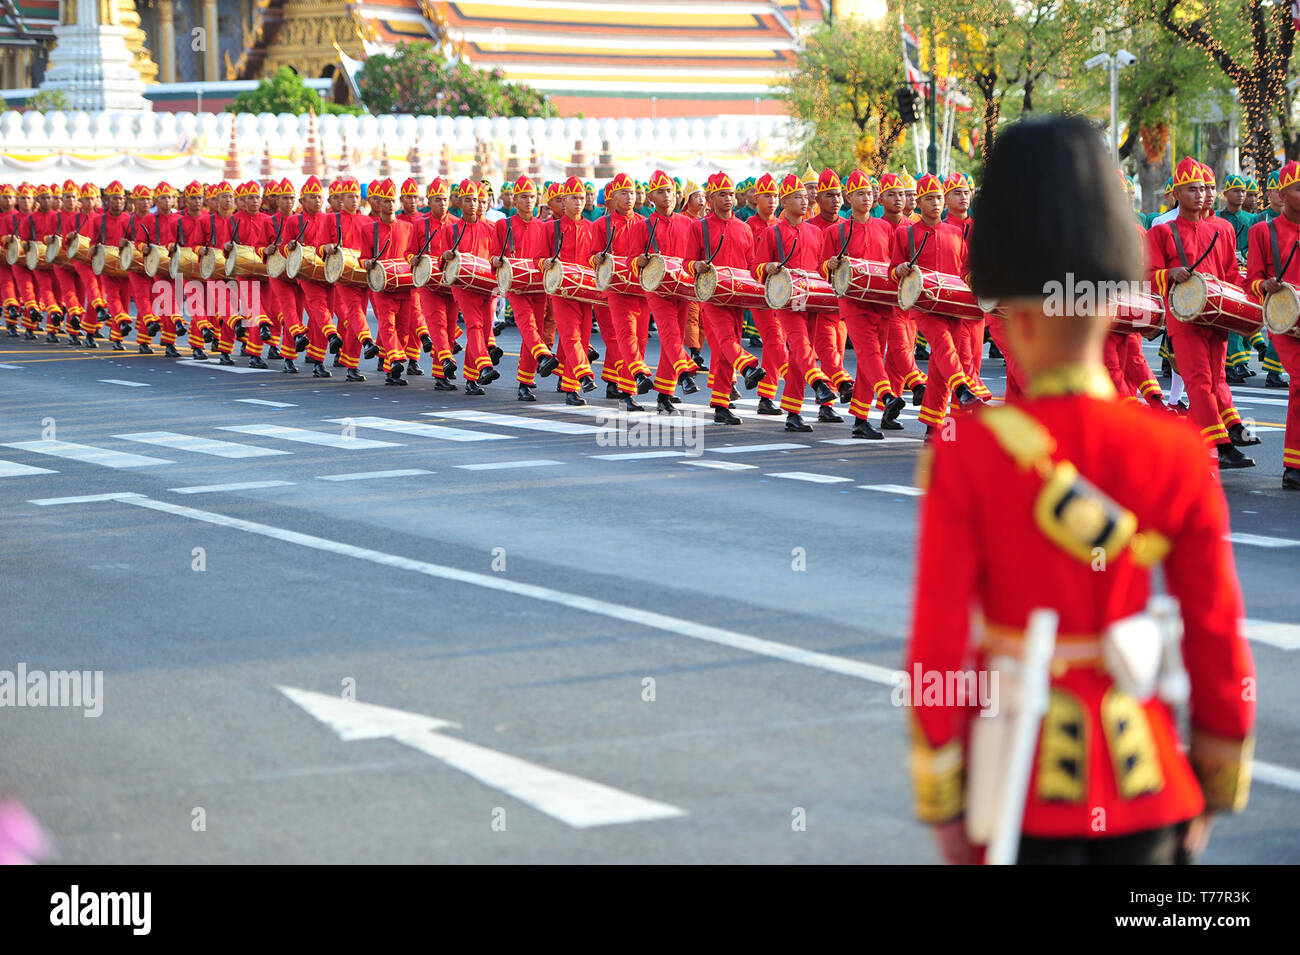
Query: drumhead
[
  {"left": 764, "top": 269, "right": 793, "bottom": 310},
  {"left": 443, "top": 251, "right": 462, "bottom": 286},
  {"left": 1168, "top": 271, "right": 1208, "bottom": 320},
  {"left": 284, "top": 243, "right": 303, "bottom": 279},
  {"left": 694, "top": 263, "right": 718, "bottom": 302},
  {"left": 24, "top": 242, "right": 39, "bottom": 271},
  {"left": 542, "top": 258, "right": 565, "bottom": 295},
  {"left": 496, "top": 261, "right": 513, "bottom": 294},
  {"left": 143, "top": 244, "right": 162, "bottom": 277},
  {"left": 830, "top": 259, "right": 853, "bottom": 297},
  {"left": 45, "top": 237, "right": 62, "bottom": 264},
  {"left": 593, "top": 255, "right": 614, "bottom": 292},
  {"left": 412, "top": 254, "right": 433, "bottom": 288},
  {"left": 118, "top": 242, "right": 134, "bottom": 271},
  {"left": 640, "top": 254, "right": 666, "bottom": 292},
  {"left": 265, "top": 249, "right": 286, "bottom": 279},
  {"left": 367, "top": 260, "right": 386, "bottom": 293},
  {"left": 897, "top": 268, "right": 922, "bottom": 310},
  {"left": 4, "top": 235, "right": 20, "bottom": 266},
  {"left": 323, "top": 249, "right": 344, "bottom": 284},
  {"left": 169, "top": 246, "right": 182, "bottom": 280},
  {"left": 224, "top": 244, "right": 241, "bottom": 277},
  {"left": 1264, "top": 283, "right": 1300, "bottom": 335},
  {"left": 64, "top": 233, "right": 82, "bottom": 261},
  {"left": 199, "top": 247, "right": 218, "bottom": 280},
  {"left": 977, "top": 296, "right": 1000, "bottom": 313},
  {"left": 91, "top": 243, "right": 106, "bottom": 275}
]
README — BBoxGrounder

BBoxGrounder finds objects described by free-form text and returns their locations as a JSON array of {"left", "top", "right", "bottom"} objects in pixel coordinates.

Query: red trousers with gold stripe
[
  {"left": 886, "top": 308, "right": 926, "bottom": 397},
  {"left": 813, "top": 315, "right": 850, "bottom": 388},
  {"left": 701, "top": 303, "right": 759, "bottom": 408},
  {"left": 841, "top": 300, "right": 892, "bottom": 421},
  {"left": 549, "top": 296, "right": 593, "bottom": 392},
  {"left": 604, "top": 291, "right": 650, "bottom": 386},
  {"left": 508, "top": 291, "right": 551, "bottom": 386},
  {"left": 1121, "top": 332, "right": 1165, "bottom": 408},
  {"left": 1271, "top": 332, "right": 1300, "bottom": 471},
  {"left": 749, "top": 306, "right": 786, "bottom": 401},
  {"left": 413, "top": 288, "right": 454, "bottom": 376},
  {"left": 915, "top": 314, "right": 969, "bottom": 428},
  {"left": 958, "top": 317, "right": 991, "bottom": 398},
  {"left": 1167, "top": 319, "right": 1237, "bottom": 447},
  {"left": 301, "top": 279, "right": 336, "bottom": 363},
  {"left": 646, "top": 293, "right": 692, "bottom": 395},
  {"left": 452, "top": 287, "right": 492, "bottom": 383},
  {"left": 776, "top": 309, "right": 833, "bottom": 415},
  {"left": 985, "top": 313, "right": 1024, "bottom": 404}
]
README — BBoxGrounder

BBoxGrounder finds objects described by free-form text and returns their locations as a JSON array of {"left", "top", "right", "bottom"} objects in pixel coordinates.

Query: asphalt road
[{"left": 1, "top": 326, "right": 1297, "bottom": 864}]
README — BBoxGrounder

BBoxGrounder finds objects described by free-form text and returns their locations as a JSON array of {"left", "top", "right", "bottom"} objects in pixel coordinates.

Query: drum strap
[
  {"left": 603, "top": 214, "right": 613, "bottom": 255},
  {"left": 99, "top": 211, "right": 108, "bottom": 244},
  {"left": 1268, "top": 218, "right": 1299, "bottom": 281},
  {"left": 209, "top": 211, "right": 216, "bottom": 248},
  {"left": 26, "top": 212, "right": 35, "bottom": 241},
  {"left": 552, "top": 218, "right": 563, "bottom": 258},
  {"left": 154, "top": 214, "right": 160, "bottom": 246},
  {"left": 646, "top": 217, "right": 659, "bottom": 255},
  {"left": 74, "top": 212, "right": 82, "bottom": 236},
  {"left": 837, "top": 220, "right": 854, "bottom": 259},
  {"left": 231, "top": 215, "right": 239, "bottom": 246},
  {"left": 774, "top": 222, "right": 785, "bottom": 263},
  {"left": 335, "top": 211, "right": 342, "bottom": 246},
  {"left": 272, "top": 214, "right": 283, "bottom": 247},
  {"left": 127, "top": 212, "right": 136, "bottom": 243},
  {"left": 505, "top": 215, "right": 515, "bottom": 256},
  {"left": 296, "top": 213, "right": 308, "bottom": 243},
  {"left": 906, "top": 224, "right": 929, "bottom": 267}
]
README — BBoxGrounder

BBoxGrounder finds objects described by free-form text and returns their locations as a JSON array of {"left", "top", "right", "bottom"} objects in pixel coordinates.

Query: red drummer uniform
[
  {"left": 1146, "top": 157, "right": 1247, "bottom": 454},
  {"left": 122, "top": 185, "right": 161, "bottom": 347},
  {"left": 0, "top": 183, "right": 18, "bottom": 324},
  {"left": 47, "top": 187, "right": 91, "bottom": 330},
  {"left": 353, "top": 177, "right": 415, "bottom": 373},
  {"left": 875, "top": 173, "right": 927, "bottom": 401},
  {"left": 1245, "top": 160, "right": 1300, "bottom": 477},
  {"left": 596, "top": 172, "right": 653, "bottom": 392},
  {"left": 806, "top": 168, "right": 851, "bottom": 392},
  {"left": 136, "top": 182, "right": 184, "bottom": 347},
  {"left": 627, "top": 170, "right": 695, "bottom": 396},
  {"left": 90, "top": 181, "right": 135, "bottom": 344},
  {"left": 906, "top": 365, "right": 1255, "bottom": 847},
  {"left": 942, "top": 172, "right": 991, "bottom": 400},
  {"left": 495, "top": 175, "right": 557, "bottom": 388},
  {"left": 28, "top": 184, "right": 62, "bottom": 328},
  {"left": 71, "top": 184, "right": 109, "bottom": 340},
  {"left": 820, "top": 169, "right": 897, "bottom": 422},
  {"left": 288, "top": 177, "right": 339, "bottom": 366},
  {"left": 745, "top": 175, "right": 788, "bottom": 405},
  {"left": 319, "top": 177, "right": 378, "bottom": 372},
  {"left": 889, "top": 174, "right": 972, "bottom": 430},
  {"left": 432, "top": 180, "right": 501, "bottom": 385},
  {"left": 539, "top": 177, "right": 602, "bottom": 392},
  {"left": 193, "top": 184, "right": 238, "bottom": 358},
  {"left": 752, "top": 174, "right": 836, "bottom": 416},
  {"left": 682, "top": 172, "right": 761, "bottom": 409}
]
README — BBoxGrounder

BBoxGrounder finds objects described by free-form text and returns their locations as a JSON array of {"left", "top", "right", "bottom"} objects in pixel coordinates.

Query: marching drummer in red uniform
[
  {"left": 424, "top": 177, "right": 462, "bottom": 363},
  {"left": 354, "top": 177, "right": 416, "bottom": 386},
  {"left": 1147, "top": 157, "right": 1258, "bottom": 469},
  {"left": 683, "top": 171, "right": 765, "bottom": 424},
  {"left": 293, "top": 176, "right": 343, "bottom": 375},
  {"left": 0, "top": 183, "right": 18, "bottom": 334},
  {"left": 433, "top": 179, "right": 503, "bottom": 394},
  {"left": 821, "top": 169, "right": 908, "bottom": 438},
  {"left": 119, "top": 183, "right": 159, "bottom": 353},
  {"left": 89, "top": 181, "right": 135, "bottom": 349},
  {"left": 942, "top": 172, "right": 991, "bottom": 400},
  {"left": 908, "top": 115, "right": 1254, "bottom": 865},
  {"left": 136, "top": 181, "right": 184, "bottom": 356},
  {"left": 891, "top": 172, "right": 983, "bottom": 439},
  {"left": 595, "top": 171, "right": 656, "bottom": 410},
  {"left": 318, "top": 177, "right": 380, "bottom": 381},
  {"left": 875, "top": 173, "right": 927, "bottom": 406},
  {"left": 753, "top": 173, "right": 839, "bottom": 432},
  {"left": 493, "top": 174, "right": 561, "bottom": 401},
  {"left": 541, "top": 175, "right": 601, "bottom": 404},
  {"left": 745, "top": 173, "right": 788, "bottom": 416},
  {"left": 1245, "top": 159, "right": 1300, "bottom": 489},
  {"left": 808, "top": 169, "right": 852, "bottom": 405},
  {"left": 48, "top": 180, "right": 89, "bottom": 344}
]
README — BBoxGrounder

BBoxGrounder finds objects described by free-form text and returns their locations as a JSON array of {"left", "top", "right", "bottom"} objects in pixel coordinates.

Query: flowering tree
[{"left": 358, "top": 43, "right": 557, "bottom": 117}]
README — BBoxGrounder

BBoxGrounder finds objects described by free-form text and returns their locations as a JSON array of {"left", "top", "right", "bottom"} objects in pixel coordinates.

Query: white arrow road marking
[{"left": 278, "top": 686, "right": 686, "bottom": 828}]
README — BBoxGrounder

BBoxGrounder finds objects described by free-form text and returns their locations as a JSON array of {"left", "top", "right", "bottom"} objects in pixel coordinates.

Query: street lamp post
[{"left": 1086, "top": 49, "right": 1137, "bottom": 163}]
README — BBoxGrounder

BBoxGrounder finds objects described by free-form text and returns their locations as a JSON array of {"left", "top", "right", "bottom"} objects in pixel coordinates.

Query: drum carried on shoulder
[{"left": 1167, "top": 272, "right": 1263, "bottom": 337}]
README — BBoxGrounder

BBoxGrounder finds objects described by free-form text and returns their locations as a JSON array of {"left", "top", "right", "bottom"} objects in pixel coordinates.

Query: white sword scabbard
[{"left": 986, "top": 608, "right": 1058, "bottom": 866}]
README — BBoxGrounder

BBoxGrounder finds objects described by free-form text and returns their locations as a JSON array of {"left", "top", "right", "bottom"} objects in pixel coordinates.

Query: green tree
[
  {"left": 782, "top": 17, "right": 909, "bottom": 176},
  {"left": 357, "top": 43, "right": 557, "bottom": 118},
  {"left": 26, "top": 89, "right": 71, "bottom": 112},
  {"left": 228, "top": 65, "right": 361, "bottom": 116}
]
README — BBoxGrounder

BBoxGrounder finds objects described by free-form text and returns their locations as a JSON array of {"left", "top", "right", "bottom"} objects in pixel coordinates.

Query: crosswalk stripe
[
  {"left": 170, "top": 481, "right": 295, "bottom": 494},
  {"left": 684, "top": 460, "right": 757, "bottom": 471},
  {"left": 1230, "top": 396, "right": 1289, "bottom": 407},
  {"left": 3, "top": 439, "right": 173, "bottom": 469},
  {"left": 317, "top": 469, "right": 433, "bottom": 482},
  {"left": 534, "top": 404, "right": 706, "bottom": 431},
  {"left": 434, "top": 409, "right": 605, "bottom": 435},
  {"left": 592, "top": 450, "right": 689, "bottom": 460},
  {"left": 0, "top": 459, "right": 57, "bottom": 477},
  {"left": 455, "top": 459, "right": 563, "bottom": 471},
  {"left": 115, "top": 431, "right": 290, "bottom": 458},
  {"left": 326, "top": 416, "right": 513, "bottom": 442},
  {"left": 767, "top": 471, "right": 853, "bottom": 484},
  {"left": 1245, "top": 619, "right": 1300, "bottom": 651},
  {"left": 219, "top": 424, "right": 400, "bottom": 450},
  {"left": 1227, "top": 532, "right": 1300, "bottom": 548},
  {"left": 858, "top": 483, "right": 925, "bottom": 497},
  {"left": 819, "top": 437, "right": 918, "bottom": 445},
  {"left": 708, "top": 443, "right": 809, "bottom": 454},
  {"left": 235, "top": 398, "right": 297, "bottom": 408},
  {"left": 174, "top": 359, "right": 274, "bottom": 374},
  {"left": 98, "top": 379, "right": 150, "bottom": 387}
]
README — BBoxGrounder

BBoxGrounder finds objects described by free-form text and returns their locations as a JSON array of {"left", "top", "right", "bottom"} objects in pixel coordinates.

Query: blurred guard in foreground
[{"left": 905, "top": 116, "right": 1255, "bottom": 865}]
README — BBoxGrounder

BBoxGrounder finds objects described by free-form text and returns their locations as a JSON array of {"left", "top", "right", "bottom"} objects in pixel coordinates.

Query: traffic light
[{"left": 895, "top": 85, "right": 921, "bottom": 125}]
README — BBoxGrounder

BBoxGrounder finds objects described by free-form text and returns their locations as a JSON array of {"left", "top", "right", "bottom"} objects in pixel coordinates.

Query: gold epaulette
[
  {"left": 907, "top": 711, "right": 964, "bottom": 824},
  {"left": 1190, "top": 728, "right": 1254, "bottom": 813}
]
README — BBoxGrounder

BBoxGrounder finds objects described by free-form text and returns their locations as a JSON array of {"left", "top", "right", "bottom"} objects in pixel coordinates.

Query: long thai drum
[
  {"left": 1262, "top": 282, "right": 1300, "bottom": 340},
  {"left": 225, "top": 243, "right": 268, "bottom": 279},
  {"left": 168, "top": 245, "right": 202, "bottom": 280},
  {"left": 898, "top": 267, "right": 985, "bottom": 321},
  {"left": 43, "top": 235, "right": 62, "bottom": 265},
  {"left": 542, "top": 258, "right": 605, "bottom": 306},
  {"left": 284, "top": 243, "right": 328, "bottom": 282},
  {"left": 694, "top": 262, "right": 768, "bottom": 310},
  {"left": 265, "top": 246, "right": 287, "bottom": 279},
  {"left": 197, "top": 246, "right": 227, "bottom": 280},
  {"left": 496, "top": 257, "right": 545, "bottom": 296},
  {"left": 1109, "top": 289, "right": 1165, "bottom": 335},
  {"left": 25, "top": 240, "right": 50, "bottom": 271},
  {"left": 638, "top": 253, "right": 694, "bottom": 299},
  {"left": 764, "top": 266, "right": 838, "bottom": 312},
  {"left": 410, "top": 253, "right": 439, "bottom": 289},
  {"left": 441, "top": 251, "right": 498, "bottom": 294},
  {"left": 141, "top": 242, "right": 170, "bottom": 278},
  {"left": 61, "top": 233, "right": 91, "bottom": 266},
  {"left": 367, "top": 259, "right": 415, "bottom": 294},
  {"left": 831, "top": 257, "right": 902, "bottom": 308},
  {"left": 593, "top": 253, "right": 640, "bottom": 295},
  {"left": 323, "top": 247, "right": 367, "bottom": 286},
  {"left": 91, "top": 242, "right": 130, "bottom": 278},
  {"left": 1167, "top": 272, "right": 1263, "bottom": 337}
]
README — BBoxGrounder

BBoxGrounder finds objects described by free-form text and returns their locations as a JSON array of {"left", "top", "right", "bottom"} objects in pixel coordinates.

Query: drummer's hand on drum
[
  {"left": 321, "top": 243, "right": 337, "bottom": 257},
  {"left": 223, "top": 242, "right": 234, "bottom": 255},
  {"left": 1168, "top": 266, "right": 1191, "bottom": 284},
  {"left": 490, "top": 255, "right": 502, "bottom": 269},
  {"left": 895, "top": 262, "right": 913, "bottom": 279},
  {"left": 635, "top": 253, "right": 649, "bottom": 269},
  {"left": 827, "top": 255, "right": 842, "bottom": 274},
  {"left": 1262, "top": 277, "right": 1283, "bottom": 295},
  {"left": 361, "top": 258, "right": 372, "bottom": 270},
  {"left": 263, "top": 244, "right": 276, "bottom": 257}
]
